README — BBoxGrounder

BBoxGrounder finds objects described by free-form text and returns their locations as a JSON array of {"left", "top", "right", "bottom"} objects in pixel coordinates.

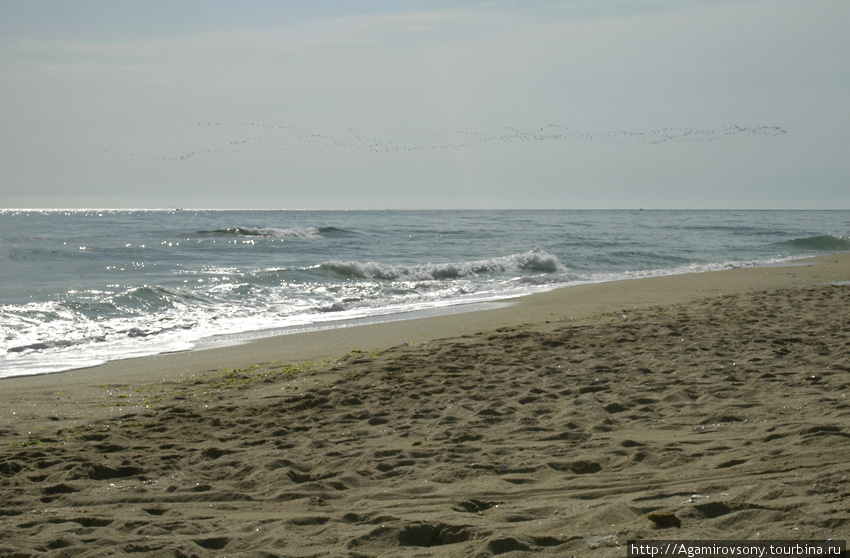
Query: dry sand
[{"left": 1, "top": 254, "right": 848, "bottom": 557}]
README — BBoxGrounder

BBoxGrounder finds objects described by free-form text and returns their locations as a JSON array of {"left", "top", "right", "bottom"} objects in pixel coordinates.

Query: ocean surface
[{"left": 2, "top": 209, "right": 849, "bottom": 379}]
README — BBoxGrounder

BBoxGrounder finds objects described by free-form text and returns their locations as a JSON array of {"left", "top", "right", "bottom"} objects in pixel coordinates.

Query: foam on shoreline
[{"left": 4, "top": 252, "right": 847, "bottom": 389}]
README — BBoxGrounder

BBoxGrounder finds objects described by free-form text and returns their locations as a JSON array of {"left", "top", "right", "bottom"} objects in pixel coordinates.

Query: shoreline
[
  {"left": 4, "top": 252, "right": 848, "bottom": 388},
  {"left": 1, "top": 252, "right": 848, "bottom": 556}
]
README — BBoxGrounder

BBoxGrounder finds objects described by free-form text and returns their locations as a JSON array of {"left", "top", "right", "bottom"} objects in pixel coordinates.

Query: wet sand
[{"left": 1, "top": 254, "right": 849, "bottom": 557}]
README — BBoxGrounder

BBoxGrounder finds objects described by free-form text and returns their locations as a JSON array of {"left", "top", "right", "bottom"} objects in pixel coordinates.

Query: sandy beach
[{"left": 1, "top": 254, "right": 848, "bottom": 557}]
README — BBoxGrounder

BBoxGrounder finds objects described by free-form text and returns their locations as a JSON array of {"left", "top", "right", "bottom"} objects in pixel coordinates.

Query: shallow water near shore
[{"left": 1, "top": 209, "right": 849, "bottom": 377}]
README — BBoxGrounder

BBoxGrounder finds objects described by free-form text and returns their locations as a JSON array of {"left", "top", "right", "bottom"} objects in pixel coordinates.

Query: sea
[{"left": 2, "top": 209, "right": 849, "bottom": 379}]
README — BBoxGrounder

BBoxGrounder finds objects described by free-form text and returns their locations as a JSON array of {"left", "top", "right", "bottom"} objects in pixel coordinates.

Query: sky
[{"left": 1, "top": 0, "right": 848, "bottom": 209}]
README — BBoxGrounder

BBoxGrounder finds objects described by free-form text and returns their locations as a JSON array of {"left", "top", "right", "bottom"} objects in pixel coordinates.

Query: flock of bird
[
  {"left": 72, "top": 122, "right": 786, "bottom": 161},
  {"left": 67, "top": 146, "right": 239, "bottom": 162}
]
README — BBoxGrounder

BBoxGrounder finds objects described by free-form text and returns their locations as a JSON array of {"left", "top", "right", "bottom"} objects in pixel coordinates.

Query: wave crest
[
  {"left": 786, "top": 234, "right": 850, "bottom": 251},
  {"left": 195, "top": 226, "right": 324, "bottom": 238},
  {"left": 317, "top": 250, "right": 567, "bottom": 281}
]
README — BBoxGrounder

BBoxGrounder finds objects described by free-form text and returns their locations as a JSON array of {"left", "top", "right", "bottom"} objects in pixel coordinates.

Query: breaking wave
[{"left": 316, "top": 250, "right": 567, "bottom": 281}]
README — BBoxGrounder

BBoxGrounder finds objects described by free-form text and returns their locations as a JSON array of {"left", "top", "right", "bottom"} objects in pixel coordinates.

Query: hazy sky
[{"left": 2, "top": 0, "right": 848, "bottom": 209}]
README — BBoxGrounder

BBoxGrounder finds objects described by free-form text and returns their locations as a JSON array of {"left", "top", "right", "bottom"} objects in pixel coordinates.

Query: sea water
[{"left": 1, "top": 209, "right": 848, "bottom": 378}]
